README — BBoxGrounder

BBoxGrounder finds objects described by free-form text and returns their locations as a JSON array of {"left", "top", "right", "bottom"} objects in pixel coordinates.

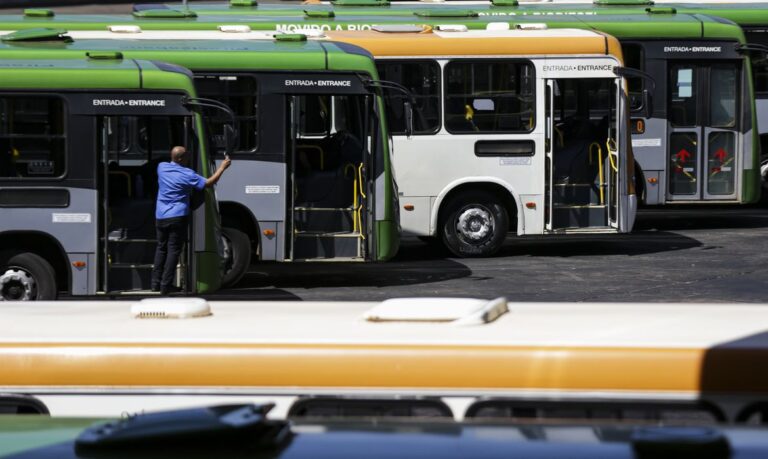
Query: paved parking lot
[{"left": 214, "top": 207, "right": 768, "bottom": 303}]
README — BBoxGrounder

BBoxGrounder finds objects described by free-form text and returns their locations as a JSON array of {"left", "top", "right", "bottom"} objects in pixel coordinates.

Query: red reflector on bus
[
  {"left": 404, "top": 204, "right": 415, "bottom": 211},
  {"left": 72, "top": 261, "right": 86, "bottom": 268},
  {"left": 525, "top": 202, "right": 536, "bottom": 209}
]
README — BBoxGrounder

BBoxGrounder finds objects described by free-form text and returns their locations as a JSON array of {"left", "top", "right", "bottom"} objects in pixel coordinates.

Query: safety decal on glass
[
  {"left": 245, "top": 185, "right": 280, "bottom": 194},
  {"left": 52, "top": 213, "right": 92, "bottom": 223}
]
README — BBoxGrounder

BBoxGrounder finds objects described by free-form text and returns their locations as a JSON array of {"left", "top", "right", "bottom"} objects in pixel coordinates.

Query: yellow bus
[{"left": 1, "top": 297, "right": 766, "bottom": 424}]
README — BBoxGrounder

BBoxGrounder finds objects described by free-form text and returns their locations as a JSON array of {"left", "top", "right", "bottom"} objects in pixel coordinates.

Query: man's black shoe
[{"left": 160, "top": 286, "right": 182, "bottom": 296}]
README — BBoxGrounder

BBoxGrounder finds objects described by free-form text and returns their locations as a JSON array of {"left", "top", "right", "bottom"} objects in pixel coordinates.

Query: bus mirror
[
  {"left": 643, "top": 88, "right": 653, "bottom": 118},
  {"left": 404, "top": 101, "right": 414, "bottom": 139},
  {"left": 224, "top": 124, "right": 237, "bottom": 155}
]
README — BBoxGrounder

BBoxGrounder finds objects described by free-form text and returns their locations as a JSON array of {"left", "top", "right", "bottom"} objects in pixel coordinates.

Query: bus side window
[
  {"left": 376, "top": 60, "right": 441, "bottom": 135},
  {"left": 443, "top": 61, "right": 535, "bottom": 134},
  {"left": 195, "top": 74, "right": 259, "bottom": 155},
  {"left": 0, "top": 96, "right": 66, "bottom": 179}
]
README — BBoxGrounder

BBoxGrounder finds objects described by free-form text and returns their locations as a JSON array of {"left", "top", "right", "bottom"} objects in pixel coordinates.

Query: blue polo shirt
[{"left": 155, "top": 161, "right": 207, "bottom": 219}]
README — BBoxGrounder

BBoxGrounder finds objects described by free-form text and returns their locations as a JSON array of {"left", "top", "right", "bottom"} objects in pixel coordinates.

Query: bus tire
[
  {"left": 1, "top": 252, "right": 57, "bottom": 301},
  {"left": 440, "top": 191, "right": 508, "bottom": 258},
  {"left": 221, "top": 227, "right": 251, "bottom": 288}
]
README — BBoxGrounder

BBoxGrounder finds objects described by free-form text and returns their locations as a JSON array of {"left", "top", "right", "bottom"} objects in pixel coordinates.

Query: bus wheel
[
  {"left": 440, "top": 191, "right": 508, "bottom": 258},
  {"left": 221, "top": 227, "right": 251, "bottom": 288},
  {"left": 0, "top": 253, "right": 57, "bottom": 301}
]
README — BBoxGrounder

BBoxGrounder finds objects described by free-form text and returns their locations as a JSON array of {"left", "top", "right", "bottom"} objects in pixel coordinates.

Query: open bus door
[
  {"left": 544, "top": 72, "right": 626, "bottom": 233},
  {"left": 277, "top": 74, "right": 377, "bottom": 261},
  {"left": 91, "top": 93, "right": 206, "bottom": 294},
  {"left": 97, "top": 114, "right": 200, "bottom": 293}
]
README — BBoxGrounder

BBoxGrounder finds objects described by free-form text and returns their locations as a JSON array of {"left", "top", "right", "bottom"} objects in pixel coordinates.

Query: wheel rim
[
  {"left": 455, "top": 205, "right": 494, "bottom": 246},
  {"left": 221, "top": 233, "right": 234, "bottom": 277},
  {"left": 0, "top": 267, "right": 37, "bottom": 301}
]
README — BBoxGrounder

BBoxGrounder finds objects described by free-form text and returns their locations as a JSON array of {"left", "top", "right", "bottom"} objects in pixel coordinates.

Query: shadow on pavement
[
  {"left": 238, "top": 255, "right": 472, "bottom": 290},
  {"left": 497, "top": 230, "right": 702, "bottom": 257},
  {"left": 635, "top": 206, "right": 768, "bottom": 231}
]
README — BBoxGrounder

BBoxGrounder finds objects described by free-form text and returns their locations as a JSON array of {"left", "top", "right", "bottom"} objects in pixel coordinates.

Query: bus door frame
[
  {"left": 69, "top": 92, "right": 195, "bottom": 293},
  {"left": 260, "top": 72, "right": 374, "bottom": 261}
]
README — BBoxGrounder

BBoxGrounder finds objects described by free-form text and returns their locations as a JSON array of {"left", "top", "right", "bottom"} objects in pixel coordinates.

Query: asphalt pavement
[{"left": 214, "top": 207, "right": 768, "bottom": 303}]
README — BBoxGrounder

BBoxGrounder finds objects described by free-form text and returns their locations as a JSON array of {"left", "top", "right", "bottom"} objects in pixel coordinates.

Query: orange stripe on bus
[{"left": 0, "top": 343, "right": 765, "bottom": 393}]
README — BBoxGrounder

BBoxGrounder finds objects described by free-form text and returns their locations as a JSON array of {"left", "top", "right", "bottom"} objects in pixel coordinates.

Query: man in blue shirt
[{"left": 151, "top": 146, "right": 231, "bottom": 294}]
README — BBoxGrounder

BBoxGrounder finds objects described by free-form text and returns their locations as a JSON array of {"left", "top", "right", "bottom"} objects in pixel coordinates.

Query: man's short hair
[{"left": 171, "top": 146, "right": 187, "bottom": 163}]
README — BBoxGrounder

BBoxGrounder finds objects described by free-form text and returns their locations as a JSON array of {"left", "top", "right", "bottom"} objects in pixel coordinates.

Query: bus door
[
  {"left": 91, "top": 95, "right": 199, "bottom": 293},
  {"left": 282, "top": 77, "right": 375, "bottom": 261},
  {"left": 668, "top": 63, "right": 740, "bottom": 201},
  {"left": 545, "top": 76, "right": 623, "bottom": 232}
]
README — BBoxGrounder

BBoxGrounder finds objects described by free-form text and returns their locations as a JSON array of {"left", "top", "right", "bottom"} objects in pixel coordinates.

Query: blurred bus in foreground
[{"left": 1, "top": 297, "right": 767, "bottom": 425}]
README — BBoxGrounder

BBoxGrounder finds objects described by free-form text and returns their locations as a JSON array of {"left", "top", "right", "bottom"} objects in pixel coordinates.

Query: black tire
[
  {"left": 220, "top": 227, "right": 251, "bottom": 288},
  {"left": 440, "top": 191, "right": 509, "bottom": 258},
  {"left": 1, "top": 252, "right": 57, "bottom": 301}
]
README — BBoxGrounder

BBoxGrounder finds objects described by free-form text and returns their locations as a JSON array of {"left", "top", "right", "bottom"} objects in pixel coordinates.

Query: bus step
[
  {"left": 295, "top": 231, "right": 362, "bottom": 238},
  {"left": 293, "top": 206, "right": 355, "bottom": 212},
  {"left": 293, "top": 208, "right": 355, "bottom": 233},
  {"left": 552, "top": 204, "right": 607, "bottom": 228},
  {"left": 552, "top": 182, "right": 605, "bottom": 206},
  {"left": 293, "top": 233, "right": 362, "bottom": 260},
  {"left": 108, "top": 263, "right": 153, "bottom": 292},
  {"left": 108, "top": 239, "right": 157, "bottom": 265}
]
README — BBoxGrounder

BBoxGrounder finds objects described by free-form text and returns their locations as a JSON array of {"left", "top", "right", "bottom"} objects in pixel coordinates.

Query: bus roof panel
[
  {"left": 0, "top": 37, "right": 376, "bottom": 73},
  {"left": 0, "top": 300, "right": 767, "bottom": 393},
  {"left": 325, "top": 28, "right": 619, "bottom": 56},
  {"left": 0, "top": 58, "right": 141, "bottom": 89}
]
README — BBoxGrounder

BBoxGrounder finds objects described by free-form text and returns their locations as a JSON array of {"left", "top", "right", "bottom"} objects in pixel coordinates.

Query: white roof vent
[
  {"left": 107, "top": 25, "right": 142, "bottom": 34},
  {"left": 435, "top": 24, "right": 469, "bottom": 33},
  {"left": 372, "top": 24, "right": 427, "bottom": 33},
  {"left": 363, "top": 297, "right": 508, "bottom": 326},
  {"left": 131, "top": 297, "right": 212, "bottom": 319},
  {"left": 302, "top": 29, "right": 327, "bottom": 38},
  {"left": 486, "top": 22, "right": 510, "bottom": 31},
  {"left": 516, "top": 23, "right": 548, "bottom": 30},
  {"left": 218, "top": 25, "right": 252, "bottom": 33}
]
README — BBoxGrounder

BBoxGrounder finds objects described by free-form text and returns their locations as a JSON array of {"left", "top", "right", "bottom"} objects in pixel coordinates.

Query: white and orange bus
[{"left": 1, "top": 297, "right": 766, "bottom": 424}]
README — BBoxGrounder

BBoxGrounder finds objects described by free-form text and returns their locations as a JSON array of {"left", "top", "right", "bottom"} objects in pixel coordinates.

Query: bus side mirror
[
  {"left": 224, "top": 124, "right": 237, "bottom": 156},
  {"left": 404, "top": 101, "right": 414, "bottom": 139},
  {"left": 643, "top": 88, "right": 653, "bottom": 119}
]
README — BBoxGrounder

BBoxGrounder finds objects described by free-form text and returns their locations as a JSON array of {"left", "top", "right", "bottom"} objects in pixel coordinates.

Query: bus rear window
[
  {"left": 376, "top": 60, "right": 441, "bottom": 135},
  {"left": 444, "top": 61, "right": 534, "bottom": 134},
  {"left": 0, "top": 96, "right": 66, "bottom": 179}
]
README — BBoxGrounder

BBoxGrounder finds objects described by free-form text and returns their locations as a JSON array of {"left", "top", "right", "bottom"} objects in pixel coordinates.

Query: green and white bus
[
  {"left": 33, "top": 5, "right": 756, "bottom": 206},
  {"left": 0, "top": 57, "right": 225, "bottom": 300},
  {"left": 0, "top": 30, "right": 401, "bottom": 285}
]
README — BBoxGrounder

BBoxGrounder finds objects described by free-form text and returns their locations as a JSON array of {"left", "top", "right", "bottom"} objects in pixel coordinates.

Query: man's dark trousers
[{"left": 151, "top": 216, "right": 187, "bottom": 292}]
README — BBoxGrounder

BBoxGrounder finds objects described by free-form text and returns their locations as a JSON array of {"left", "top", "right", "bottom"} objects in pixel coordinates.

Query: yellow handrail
[
  {"left": 356, "top": 163, "right": 366, "bottom": 239},
  {"left": 589, "top": 142, "right": 605, "bottom": 205},
  {"left": 606, "top": 138, "right": 619, "bottom": 173}
]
